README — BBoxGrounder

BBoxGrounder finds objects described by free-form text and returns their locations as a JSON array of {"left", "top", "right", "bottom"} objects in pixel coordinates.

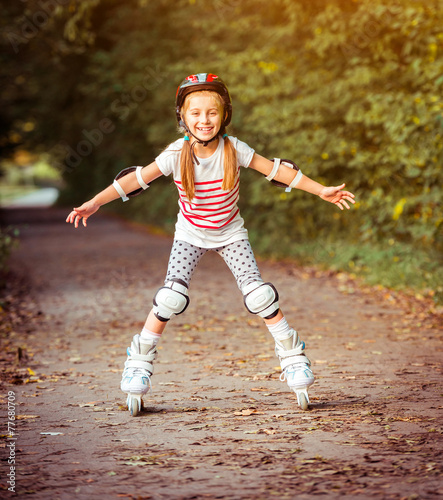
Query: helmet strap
[{"left": 181, "top": 119, "right": 223, "bottom": 165}]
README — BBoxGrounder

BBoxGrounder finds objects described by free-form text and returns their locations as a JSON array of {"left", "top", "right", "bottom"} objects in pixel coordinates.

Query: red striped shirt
[{"left": 175, "top": 177, "right": 240, "bottom": 229}]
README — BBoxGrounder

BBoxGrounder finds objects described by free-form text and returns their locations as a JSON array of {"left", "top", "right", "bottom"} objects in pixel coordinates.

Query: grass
[{"left": 252, "top": 236, "right": 443, "bottom": 306}]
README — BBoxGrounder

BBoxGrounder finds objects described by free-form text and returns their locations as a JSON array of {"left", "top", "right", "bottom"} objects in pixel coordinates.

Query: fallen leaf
[{"left": 233, "top": 409, "right": 265, "bottom": 416}]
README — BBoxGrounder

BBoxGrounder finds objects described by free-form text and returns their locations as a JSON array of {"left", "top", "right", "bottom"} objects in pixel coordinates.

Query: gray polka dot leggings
[{"left": 165, "top": 239, "right": 263, "bottom": 293}]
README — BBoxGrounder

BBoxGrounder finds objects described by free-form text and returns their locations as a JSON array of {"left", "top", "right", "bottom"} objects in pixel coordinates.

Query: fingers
[
  {"left": 324, "top": 185, "right": 356, "bottom": 210},
  {"left": 337, "top": 188, "right": 355, "bottom": 199},
  {"left": 66, "top": 211, "right": 76, "bottom": 225},
  {"left": 74, "top": 214, "right": 87, "bottom": 228},
  {"left": 337, "top": 190, "right": 356, "bottom": 210},
  {"left": 337, "top": 198, "right": 352, "bottom": 210},
  {"left": 335, "top": 194, "right": 355, "bottom": 210},
  {"left": 66, "top": 210, "right": 85, "bottom": 228}
]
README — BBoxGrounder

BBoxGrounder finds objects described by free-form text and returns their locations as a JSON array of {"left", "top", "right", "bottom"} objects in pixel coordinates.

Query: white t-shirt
[{"left": 155, "top": 136, "right": 255, "bottom": 248}]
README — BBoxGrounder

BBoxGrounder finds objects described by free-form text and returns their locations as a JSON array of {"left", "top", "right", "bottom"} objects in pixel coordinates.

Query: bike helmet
[{"left": 175, "top": 73, "right": 232, "bottom": 129}]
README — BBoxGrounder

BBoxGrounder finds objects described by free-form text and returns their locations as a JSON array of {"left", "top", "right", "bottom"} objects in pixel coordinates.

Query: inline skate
[
  {"left": 275, "top": 329, "right": 314, "bottom": 410},
  {"left": 120, "top": 334, "right": 157, "bottom": 416}
]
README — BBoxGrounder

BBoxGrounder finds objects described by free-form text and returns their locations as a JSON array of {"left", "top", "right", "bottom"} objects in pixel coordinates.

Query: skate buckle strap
[
  {"left": 280, "top": 354, "right": 311, "bottom": 372},
  {"left": 126, "top": 348, "right": 157, "bottom": 362},
  {"left": 276, "top": 342, "right": 311, "bottom": 371},
  {"left": 125, "top": 350, "right": 156, "bottom": 374},
  {"left": 125, "top": 358, "right": 154, "bottom": 373}
]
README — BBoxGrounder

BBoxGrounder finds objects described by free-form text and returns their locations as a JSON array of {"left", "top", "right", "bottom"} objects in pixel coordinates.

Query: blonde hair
[{"left": 180, "top": 90, "right": 237, "bottom": 201}]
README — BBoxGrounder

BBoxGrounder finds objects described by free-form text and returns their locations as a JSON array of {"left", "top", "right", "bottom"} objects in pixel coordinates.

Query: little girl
[{"left": 66, "top": 73, "right": 355, "bottom": 416}]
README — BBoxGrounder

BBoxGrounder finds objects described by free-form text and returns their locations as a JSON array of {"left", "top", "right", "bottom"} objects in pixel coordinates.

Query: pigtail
[
  {"left": 180, "top": 137, "right": 195, "bottom": 201},
  {"left": 222, "top": 133, "right": 237, "bottom": 192}
]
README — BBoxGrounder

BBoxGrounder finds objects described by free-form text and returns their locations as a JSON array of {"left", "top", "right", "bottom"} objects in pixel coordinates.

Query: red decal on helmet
[
  {"left": 206, "top": 73, "right": 218, "bottom": 82},
  {"left": 186, "top": 75, "right": 198, "bottom": 82}
]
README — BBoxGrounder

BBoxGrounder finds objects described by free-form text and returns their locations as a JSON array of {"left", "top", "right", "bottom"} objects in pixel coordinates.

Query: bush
[{"left": 0, "top": 226, "right": 19, "bottom": 273}]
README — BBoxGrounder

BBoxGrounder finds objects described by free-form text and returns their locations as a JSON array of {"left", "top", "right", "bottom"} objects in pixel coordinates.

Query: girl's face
[{"left": 182, "top": 93, "right": 223, "bottom": 142}]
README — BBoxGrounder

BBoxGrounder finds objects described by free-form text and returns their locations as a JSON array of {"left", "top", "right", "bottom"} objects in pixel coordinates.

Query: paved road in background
[{"left": 0, "top": 187, "right": 59, "bottom": 208}]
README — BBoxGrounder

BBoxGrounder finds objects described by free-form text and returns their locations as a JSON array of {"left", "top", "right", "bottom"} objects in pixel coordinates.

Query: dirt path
[{"left": 1, "top": 207, "right": 442, "bottom": 500}]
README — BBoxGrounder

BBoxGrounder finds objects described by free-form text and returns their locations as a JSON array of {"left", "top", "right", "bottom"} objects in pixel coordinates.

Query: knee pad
[
  {"left": 153, "top": 279, "right": 189, "bottom": 322},
  {"left": 243, "top": 281, "right": 279, "bottom": 319}
]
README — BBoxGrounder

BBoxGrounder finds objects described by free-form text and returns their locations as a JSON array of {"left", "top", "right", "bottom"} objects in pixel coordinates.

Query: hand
[
  {"left": 66, "top": 200, "right": 100, "bottom": 228},
  {"left": 319, "top": 183, "right": 356, "bottom": 210}
]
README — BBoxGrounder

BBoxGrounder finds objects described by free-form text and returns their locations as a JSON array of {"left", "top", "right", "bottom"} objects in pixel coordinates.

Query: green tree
[{"left": 1, "top": 0, "right": 441, "bottom": 298}]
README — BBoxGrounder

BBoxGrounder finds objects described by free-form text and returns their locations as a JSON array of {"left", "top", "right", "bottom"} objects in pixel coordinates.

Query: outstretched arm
[
  {"left": 66, "top": 162, "right": 163, "bottom": 228},
  {"left": 248, "top": 153, "right": 355, "bottom": 210}
]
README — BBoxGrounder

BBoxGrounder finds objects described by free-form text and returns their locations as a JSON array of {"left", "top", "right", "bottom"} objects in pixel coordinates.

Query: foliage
[
  {"left": 0, "top": 227, "right": 19, "bottom": 272},
  {"left": 1, "top": 0, "right": 442, "bottom": 298}
]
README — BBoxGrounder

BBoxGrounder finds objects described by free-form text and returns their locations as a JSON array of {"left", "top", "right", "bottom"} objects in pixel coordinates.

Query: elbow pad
[
  {"left": 113, "top": 166, "right": 149, "bottom": 202},
  {"left": 266, "top": 158, "right": 303, "bottom": 192}
]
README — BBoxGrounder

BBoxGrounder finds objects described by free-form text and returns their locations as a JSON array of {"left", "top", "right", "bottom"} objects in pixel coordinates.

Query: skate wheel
[
  {"left": 298, "top": 392, "right": 309, "bottom": 411},
  {"left": 128, "top": 396, "right": 141, "bottom": 417}
]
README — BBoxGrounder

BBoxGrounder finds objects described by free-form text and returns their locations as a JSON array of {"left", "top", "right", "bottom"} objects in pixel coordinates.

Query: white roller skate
[
  {"left": 120, "top": 334, "right": 157, "bottom": 417},
  {"left": 275, "top": 330, "right": 314, "bottom": 410}
]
